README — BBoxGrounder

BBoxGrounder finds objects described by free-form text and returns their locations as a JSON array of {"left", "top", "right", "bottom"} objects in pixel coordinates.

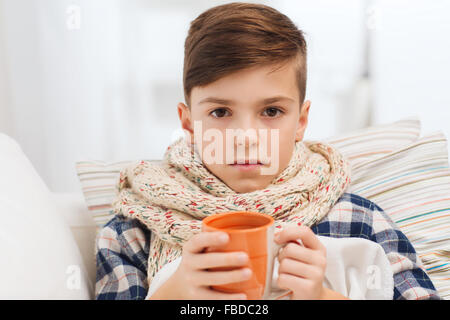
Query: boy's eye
[
  {"left": 262, "top": 107, "right": 284, "bottom": 117},
  {"left": 209, "top": 108, "right": 230, "bottom": 118},
  {"left": 209, "top": 107, "right": 284, "bottom": 118}
]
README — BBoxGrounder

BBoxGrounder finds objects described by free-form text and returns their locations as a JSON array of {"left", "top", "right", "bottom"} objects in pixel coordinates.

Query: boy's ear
[
  {"left": 295, "top": 100, "right": 311, "bottom": 142},
  {"left": 177, "top": 102, "right": 194, "bottom": 144}
]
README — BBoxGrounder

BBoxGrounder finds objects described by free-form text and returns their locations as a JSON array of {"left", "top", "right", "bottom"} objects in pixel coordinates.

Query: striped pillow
[
  {"left": 75, "top": 160, "right": 158, "bottom": 230},
  {"left": 343, "top": 131, "right": 450, "bottom": 299},
  {"left": 75, "top": 116, "right": 449, "bottom": 297},
  {"left": 75, "top": 117, "right": 422, "bottom": 232},
  {"left": 324, "top": 116, "right": 421, "bottom": 166}
]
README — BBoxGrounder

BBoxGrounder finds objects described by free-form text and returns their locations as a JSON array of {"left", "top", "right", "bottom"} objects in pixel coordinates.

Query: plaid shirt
[{"left": 95, "top": 192, "right": 441, "bottom": 300}]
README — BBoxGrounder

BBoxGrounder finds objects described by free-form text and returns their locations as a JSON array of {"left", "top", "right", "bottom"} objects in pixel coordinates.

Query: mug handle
[{"left": 262, "top": 235, "right": 303, "bottom": 300}]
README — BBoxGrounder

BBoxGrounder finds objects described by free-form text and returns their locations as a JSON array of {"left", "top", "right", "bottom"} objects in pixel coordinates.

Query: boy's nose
[
  {"left": 235, "top": 132, "right": 258, "bottom": 148},
  {"left": 233, "top": 115, "right": 259, "bottom": 147}
]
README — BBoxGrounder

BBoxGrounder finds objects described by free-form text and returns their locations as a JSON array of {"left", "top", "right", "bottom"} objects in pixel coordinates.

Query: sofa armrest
[{"left": 52, "top": 192, "right": 97, "bottom": 288}]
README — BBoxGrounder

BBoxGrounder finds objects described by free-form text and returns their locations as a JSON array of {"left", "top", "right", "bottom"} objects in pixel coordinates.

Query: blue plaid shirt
[{"left": 95, "top": 192, "right": 440, "bottom": 300}]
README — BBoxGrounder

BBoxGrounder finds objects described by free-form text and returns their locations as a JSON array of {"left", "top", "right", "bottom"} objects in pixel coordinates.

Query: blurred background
[{"left": 0, "top": 0, "right": 449, "bottom": 192}]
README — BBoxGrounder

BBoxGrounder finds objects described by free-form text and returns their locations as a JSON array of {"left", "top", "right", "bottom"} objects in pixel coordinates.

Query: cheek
[
  {"left": 203, "top": 162, "right": 223, "bottom": 178},
  {"left": 267, "top": 121, "right": 297, "bottom": 149},
  {"left": 194, "top": 128, "right": 229, "bottom": 165},
  {"left": 271, "top": 126, "right": 297, "bottom": 168}
]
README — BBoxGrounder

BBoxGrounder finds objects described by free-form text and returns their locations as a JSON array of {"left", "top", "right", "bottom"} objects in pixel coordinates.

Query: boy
[{"left": 95, "top": 2, "right": 440, "bottom": 300}]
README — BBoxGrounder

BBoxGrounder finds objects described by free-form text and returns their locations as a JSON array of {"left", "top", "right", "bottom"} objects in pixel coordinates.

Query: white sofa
[
  {"left": 53, "top": 192, "right": 98, "bottom": 297},
  {"left": 0, "top": 133, "right": 95, "bottom": 299}
]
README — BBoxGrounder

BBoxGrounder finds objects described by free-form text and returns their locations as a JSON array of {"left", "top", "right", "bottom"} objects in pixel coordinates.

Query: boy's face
[{"left": 177, "top": 59, "right": 311, "bottom": 193}]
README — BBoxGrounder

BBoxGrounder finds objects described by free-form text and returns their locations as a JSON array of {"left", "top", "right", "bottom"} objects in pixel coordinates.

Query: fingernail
[
  {"left": 218, "top": 233, "right": 229, "bottom": 243},
  {"left": 238, "top": 253, "right": 248, "bottom": 263},
  {"left": 242, "top": 268, "right": 252, "bottom": 278}
]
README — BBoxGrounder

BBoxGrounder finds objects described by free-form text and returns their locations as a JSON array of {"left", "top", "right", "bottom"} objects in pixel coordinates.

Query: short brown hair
[{"left": 183, "top": 2, "right": 307, "bottom": 108}]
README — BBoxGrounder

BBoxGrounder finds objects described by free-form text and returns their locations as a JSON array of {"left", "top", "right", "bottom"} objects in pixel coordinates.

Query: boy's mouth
[
  {"left": 229, "top": 159, "right": 264, "bottom": 171},
  {"left": 230, "top": 159, "right": 263, "bottom": 165}
]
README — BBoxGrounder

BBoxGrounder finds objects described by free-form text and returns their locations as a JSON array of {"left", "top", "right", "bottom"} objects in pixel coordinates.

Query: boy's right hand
[{"left": 170, "top": 231, "right": 252, "bottom": 300}]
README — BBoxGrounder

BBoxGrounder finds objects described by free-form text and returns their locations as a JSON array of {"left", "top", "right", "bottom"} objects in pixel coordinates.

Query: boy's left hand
[{"left": 274, "top": 225, "right": 327, "bottom": 300}]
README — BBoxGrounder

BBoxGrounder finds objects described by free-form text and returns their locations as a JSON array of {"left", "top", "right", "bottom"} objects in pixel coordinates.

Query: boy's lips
[
  {"left": 229, "top": 163, "right": 263, "bottom": 171},
  {"left": 231, "top": 159, "right": 263, "bottom": 165},
  {"left": 228, "top": 158, "right": 268, "bottom": 165},
  {"left": 228, "top": 160, "right": 264, "bottom": 171}
]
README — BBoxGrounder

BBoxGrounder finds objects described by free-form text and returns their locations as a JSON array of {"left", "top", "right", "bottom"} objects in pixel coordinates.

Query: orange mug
[{"left": 202, "top": 211, "right": 290, "bottom": 300}]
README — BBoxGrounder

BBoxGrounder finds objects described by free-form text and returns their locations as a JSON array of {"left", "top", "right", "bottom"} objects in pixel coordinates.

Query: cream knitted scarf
[{"left": 112, "top": 137, "right": 351, "bottom": 284}]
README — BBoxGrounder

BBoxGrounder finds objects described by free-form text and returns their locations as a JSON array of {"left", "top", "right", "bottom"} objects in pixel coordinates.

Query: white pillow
[{"left": 0, "top": 133, "right": 92, "bottom": 299}]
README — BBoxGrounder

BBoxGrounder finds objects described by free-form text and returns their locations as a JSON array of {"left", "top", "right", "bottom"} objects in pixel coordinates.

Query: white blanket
[{"left": 146, "top": 235, "right": 394, "bottom": 300}]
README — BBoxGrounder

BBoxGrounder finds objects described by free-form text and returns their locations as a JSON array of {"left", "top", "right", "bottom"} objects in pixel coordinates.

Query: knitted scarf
[{"left": 111, "top": 136, "right": 351, "bottom": 284}]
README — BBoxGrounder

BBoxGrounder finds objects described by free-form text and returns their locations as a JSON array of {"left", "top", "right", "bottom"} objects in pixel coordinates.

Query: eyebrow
[{"left": 198, "top": 95, "right": 295, "bottom": 106}]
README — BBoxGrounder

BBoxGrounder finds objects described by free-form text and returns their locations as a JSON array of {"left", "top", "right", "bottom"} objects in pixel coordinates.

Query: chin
[{"left": 229, "top": 180, "right": 268, "bottom": 194}]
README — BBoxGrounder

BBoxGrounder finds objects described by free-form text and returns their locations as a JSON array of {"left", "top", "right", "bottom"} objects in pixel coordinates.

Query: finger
[
  {"left": 191, "top": 251, "right": 249, "bottom": 269},
  {"left": 277, "top": 272, "right": 309, "bottom": 292},
  {"left": 184, "top": 231, "right": 229, "bottom": 254},
  {"left": 278, "top": 242, "right": 326, "bottom": 268},
  {"left": 278, "top": 258, "right": 322, "bottom": 280},
  {"left": 275, "top": 225, "right": 325, "bottom": 253},
  {"left": 195, "top": 267, "right": 252, "bottom": 286},
  {"left": 197, "top": 287, "right": 247, "bottom": 300}
]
